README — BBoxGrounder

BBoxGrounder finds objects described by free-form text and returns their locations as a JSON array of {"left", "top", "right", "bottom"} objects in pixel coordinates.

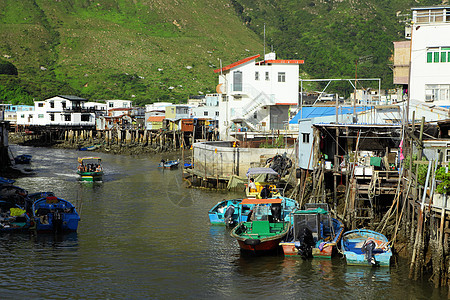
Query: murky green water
[{"left": 0, "top": 145, "right": 445, "bottom": 299}]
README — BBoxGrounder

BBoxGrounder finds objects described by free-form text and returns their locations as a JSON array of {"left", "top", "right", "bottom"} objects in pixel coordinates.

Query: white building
[
  {"left": 106, "top": 100, "right": 132, "bottom": 111},
  {"left": 191, "top": 94, "right": 220, "bottom": 120},
  {"left": 214, "top": 52, "right": 303, "bottom": 140},
  {"left": 16, "top": 95, "right": 96, "bottom": 127},
  {"left": 409, "top": 6, "right": 450, "bottom": 115}
]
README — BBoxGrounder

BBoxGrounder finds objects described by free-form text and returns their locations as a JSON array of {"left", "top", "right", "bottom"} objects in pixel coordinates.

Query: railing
[{"left": 413, "top": 9, "right": 450, "bottom": 24}]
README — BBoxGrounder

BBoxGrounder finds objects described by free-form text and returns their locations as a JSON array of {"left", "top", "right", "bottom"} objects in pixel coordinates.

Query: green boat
[
  {"left": 77, "top": 157, "right": 103, "bottom": 182},
  {"left": 230, "top": 198, "right": 291, "bottom": 252}
]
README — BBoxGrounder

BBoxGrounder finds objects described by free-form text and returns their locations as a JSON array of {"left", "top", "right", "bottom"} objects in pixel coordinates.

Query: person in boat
[
  {"left": 248, "top": 178, "right": 257, "bottom": 192},
  {"left": 260, "top": 185, "right": 272, "bottom": 199},
  {"left": 95, "top": 164, "right": 102, "bottom": 172}
]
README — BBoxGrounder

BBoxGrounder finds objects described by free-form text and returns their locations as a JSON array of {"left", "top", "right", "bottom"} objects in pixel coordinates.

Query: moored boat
[
  {"left": 208, "top": 198, "right": 244, "bottom": 227},
  {"left": 341, "top": 229, "right": 392, "bottom": 267},
  {"left": 14, "top": 154, "right": 32, "bottom": 164},
  {"left": 159, "top": 159, "right": 179, "bottom": 169},
  {"left": 209, "top": 196, "right": 298, "bottom": 228},
  {"left": 32, "top": 196, "right": 80, "bottom": 233},
  {"left": 77, "top": 157, "right": 103, "bottom": 182},
  {"left": 0, "top": 201, "right": 31, "bottom": 232},
  {"left": 230, "top": 198, "right": 291, "bottom": 252},
  {"left": 280, "top": 204, "right": 344, "bottom": 259}
]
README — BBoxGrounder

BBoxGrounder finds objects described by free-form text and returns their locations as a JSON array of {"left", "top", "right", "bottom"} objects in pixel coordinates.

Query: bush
[{"left": 0, "top": 60, "right": 18, "bottom": 75}]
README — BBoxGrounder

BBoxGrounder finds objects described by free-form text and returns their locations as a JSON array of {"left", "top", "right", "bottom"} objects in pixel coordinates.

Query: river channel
[{"left": 0, "top": 145, "right": 445, "bottom": 299}]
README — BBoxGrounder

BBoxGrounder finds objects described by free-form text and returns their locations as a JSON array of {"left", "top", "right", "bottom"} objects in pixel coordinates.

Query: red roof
[
  {"left": 147, "top": 116, "right": 165, "bottom": 122},
  {"left": 214, "top": 54, "right": 261, "bottom": 73},
  {"left": 256, "top": 60, "right": 304, "bottom": 65}
]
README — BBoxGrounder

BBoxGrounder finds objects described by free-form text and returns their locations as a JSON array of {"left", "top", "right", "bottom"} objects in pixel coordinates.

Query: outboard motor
[
  {"left": 224, "top": 206, "right": 235, "bottom": 228},
  {"left": 362, "top": 240, "right": 378, "bottom": 266},
  {"left": 270, "top": 203, "right": 282, "bottom": 222},
  {"left": 296, "top": 227, "right": 314, "bottom": 259},
  {"left": 52, "top": 211, "right": 64, "bottom": 234}
]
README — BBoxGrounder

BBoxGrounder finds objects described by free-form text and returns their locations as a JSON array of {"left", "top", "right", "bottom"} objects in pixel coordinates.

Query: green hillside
[
  {"left": 0, "top": 0, "right": 444, "bottom": 105},
  {"left": 232, "top": 0, "right": 442, "bottom": 95},
  {"left": 0, "top": 0, "right": 263, "bottom": 105}
]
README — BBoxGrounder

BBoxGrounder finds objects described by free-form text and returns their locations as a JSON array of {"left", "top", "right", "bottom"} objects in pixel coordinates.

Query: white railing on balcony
[{"left": 413, "top": 8, "right": 450, "bottom": 24}]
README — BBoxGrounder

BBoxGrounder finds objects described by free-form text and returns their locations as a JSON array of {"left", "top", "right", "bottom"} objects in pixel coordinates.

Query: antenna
[{"left": 263, "top": 23, "right": 266, "bottom": 59}]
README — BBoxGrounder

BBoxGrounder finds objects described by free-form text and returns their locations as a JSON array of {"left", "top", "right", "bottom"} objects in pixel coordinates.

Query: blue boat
[
  {"left": 32, "top": 196, "right": 80, "bottom": 233},
  {"left": 0, "top": 177, "right": 15, "bottom": 185},
  {"left": 341, "top": 229, "right": 392, "bottom": 267},
  {"left": 159, "top": 159, "right": 179, "bottom": 169},
  {"left": 14, "top": 154, "right": 32, "bottom": 164},
  {"left": 208, "top": 196, "right": 298, "bottom": 228},
  {"left": 208, "top": 198, "right": 244, "bottom": 227}
]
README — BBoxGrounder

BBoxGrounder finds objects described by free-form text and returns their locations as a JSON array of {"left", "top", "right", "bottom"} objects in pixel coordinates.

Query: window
[
  {"left": 20, "top": 114, "right": 24, "bottom": 118},
  {"left": 302, "top": 133, "right": 310, "bottom": 143},
  {"left": 38, "top": 114, "right": 44, "bottom": 118},
  {"left": 50, "top": 102, "right": 54, "bottom": 108},
  {"left": 62, "top": 102, "right": 66, "bottom": 109},
  {"left": 64, "top": 114, "right": 71, "bottom": 121},
  {"left": 255, "top": 71, "right": 259, "bottom": 81},
  {"left": 427, "top": 47, "right": 450, "bottom": 63},
  {"left": 204, "top": 111, "right": 208, "bottom": 116},
  {"left": 215, "top": 111, "right": 219, "bottom": 116},
  {"left": 233, "top": 71, "right": 242, "bottom": 91},
  {"left": 425, "top": 84, "right": 450, "bottom": 102},
  {"left": 109, "top": 102, "right": 114, "bottom": 108},
  {"left": 446, "top": 144, "right": 450, "bottom": 162},
  {"left": 183, "top": 108, "right": 188, "bottom": 114},
  {"left": 278, "top": 72, "right": 286, "bottom": 82},
  {"left": 50, "top": 114, "right": 54, "bottom": 121},
  {"left": 81, "top": 114, "right": 90, "bottom": 122},
  {"left": 253, "top": 111, "right": 257, "bottom": 119},
  {"left": 265, "top": 72, "right": 269, "bottom": 81},
  {"left": 38, "top": 103, "right": 44, "bottom": 107}
]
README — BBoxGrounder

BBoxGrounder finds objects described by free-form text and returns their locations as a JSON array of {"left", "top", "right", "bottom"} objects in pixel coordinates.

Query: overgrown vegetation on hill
[
  {"left": 0, "top": 0, "right": 444, "bottom": 104},
  {"left": 232, "top": 0, "right": 442, "bottom": 96},
  {"left": 0, "top": 0, "right": 263, "bottom": 104}
]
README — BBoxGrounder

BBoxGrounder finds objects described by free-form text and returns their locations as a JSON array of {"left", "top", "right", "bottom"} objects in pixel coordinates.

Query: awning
[
  {"left": 246, "top": 167, "right": 279, "bottom": 177},
  {"left": 241, "top": 198, "right": 282, "bottom": 205}
]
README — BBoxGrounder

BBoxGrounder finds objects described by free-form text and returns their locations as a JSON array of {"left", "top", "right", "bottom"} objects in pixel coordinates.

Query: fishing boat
[
  {"left": 0, "top": 201, "right": 31, "bottom": 232},
  {"left": 341, "top": 229, "right": 392, "bottom": 267},
  {"left": 32, "top": 196, "right": 80, "bottom": 232},
  {"left": 77, "top": 157, "right": 103, "bottom": 182},
  {"left": 159, "top": 159, "right": 179, "bottom": 169},
  {"left": 14, "top": 154, "right": 32, "bottom": 164},
  {"left": 209, "top": 196, "right": 298, "bottom": 227},
  {"left": 208, "top": 198, "right": 244, "bottom": 227},
  {"left": 280, "top": 203, "right": 344, "bottom": 259},
  {"left": 246, "top": 167, "right": 281, "bottom": 199},
  {"left": 79, "top": 145, "right": 99, "bottom": 151},
  {"left": 230, "top": 198, "right": 291, "bottom": 252}
]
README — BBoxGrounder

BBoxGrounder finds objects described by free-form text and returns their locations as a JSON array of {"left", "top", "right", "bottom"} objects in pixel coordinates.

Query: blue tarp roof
[{"left": 289, "top": 106, "right": 370, "bottom": 124}]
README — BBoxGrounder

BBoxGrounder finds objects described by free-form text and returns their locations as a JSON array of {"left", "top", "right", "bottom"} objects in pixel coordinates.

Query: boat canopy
[
  {"left": 240, "top": 198, "right": 282, "bottom": 205},
  {"left": 78, "top": 157, "right": 102, "bottom": 163},
  {"left": 246, "top": 167, "right": 279, "bottom": 177},
  {"left": 293, "top": 207, "right": 328, "bottom": 214}
]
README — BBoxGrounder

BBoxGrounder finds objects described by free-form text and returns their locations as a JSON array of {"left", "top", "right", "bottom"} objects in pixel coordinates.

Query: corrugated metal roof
[{"left": 289, "top": 106, "right": 369, "bottom": 124}]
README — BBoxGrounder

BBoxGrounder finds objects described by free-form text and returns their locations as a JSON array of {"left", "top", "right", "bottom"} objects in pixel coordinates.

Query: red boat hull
[{"left": 237, "top": 237, "right": 283, "bottom": 252}]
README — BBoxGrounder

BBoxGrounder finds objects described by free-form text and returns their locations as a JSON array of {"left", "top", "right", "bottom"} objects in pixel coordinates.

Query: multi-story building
[
  {"left": 394, "top": 6, "right": 450, "bottom": 121},
  {"left": 214, "top": 52, "right": 303, "bottom": 139},
  {"left": 16, "top": 95, "right": 96, "bottom": 127}
]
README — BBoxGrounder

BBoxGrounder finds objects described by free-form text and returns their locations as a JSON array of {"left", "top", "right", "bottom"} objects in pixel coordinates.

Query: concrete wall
[{"left": 193, "top": 141, "right": 290, "bottom": 178}]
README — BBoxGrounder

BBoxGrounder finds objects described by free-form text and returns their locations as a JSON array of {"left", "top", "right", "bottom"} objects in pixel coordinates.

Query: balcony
[{"left": 413, "top": 8, "right": 450, "bottom": 24}]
